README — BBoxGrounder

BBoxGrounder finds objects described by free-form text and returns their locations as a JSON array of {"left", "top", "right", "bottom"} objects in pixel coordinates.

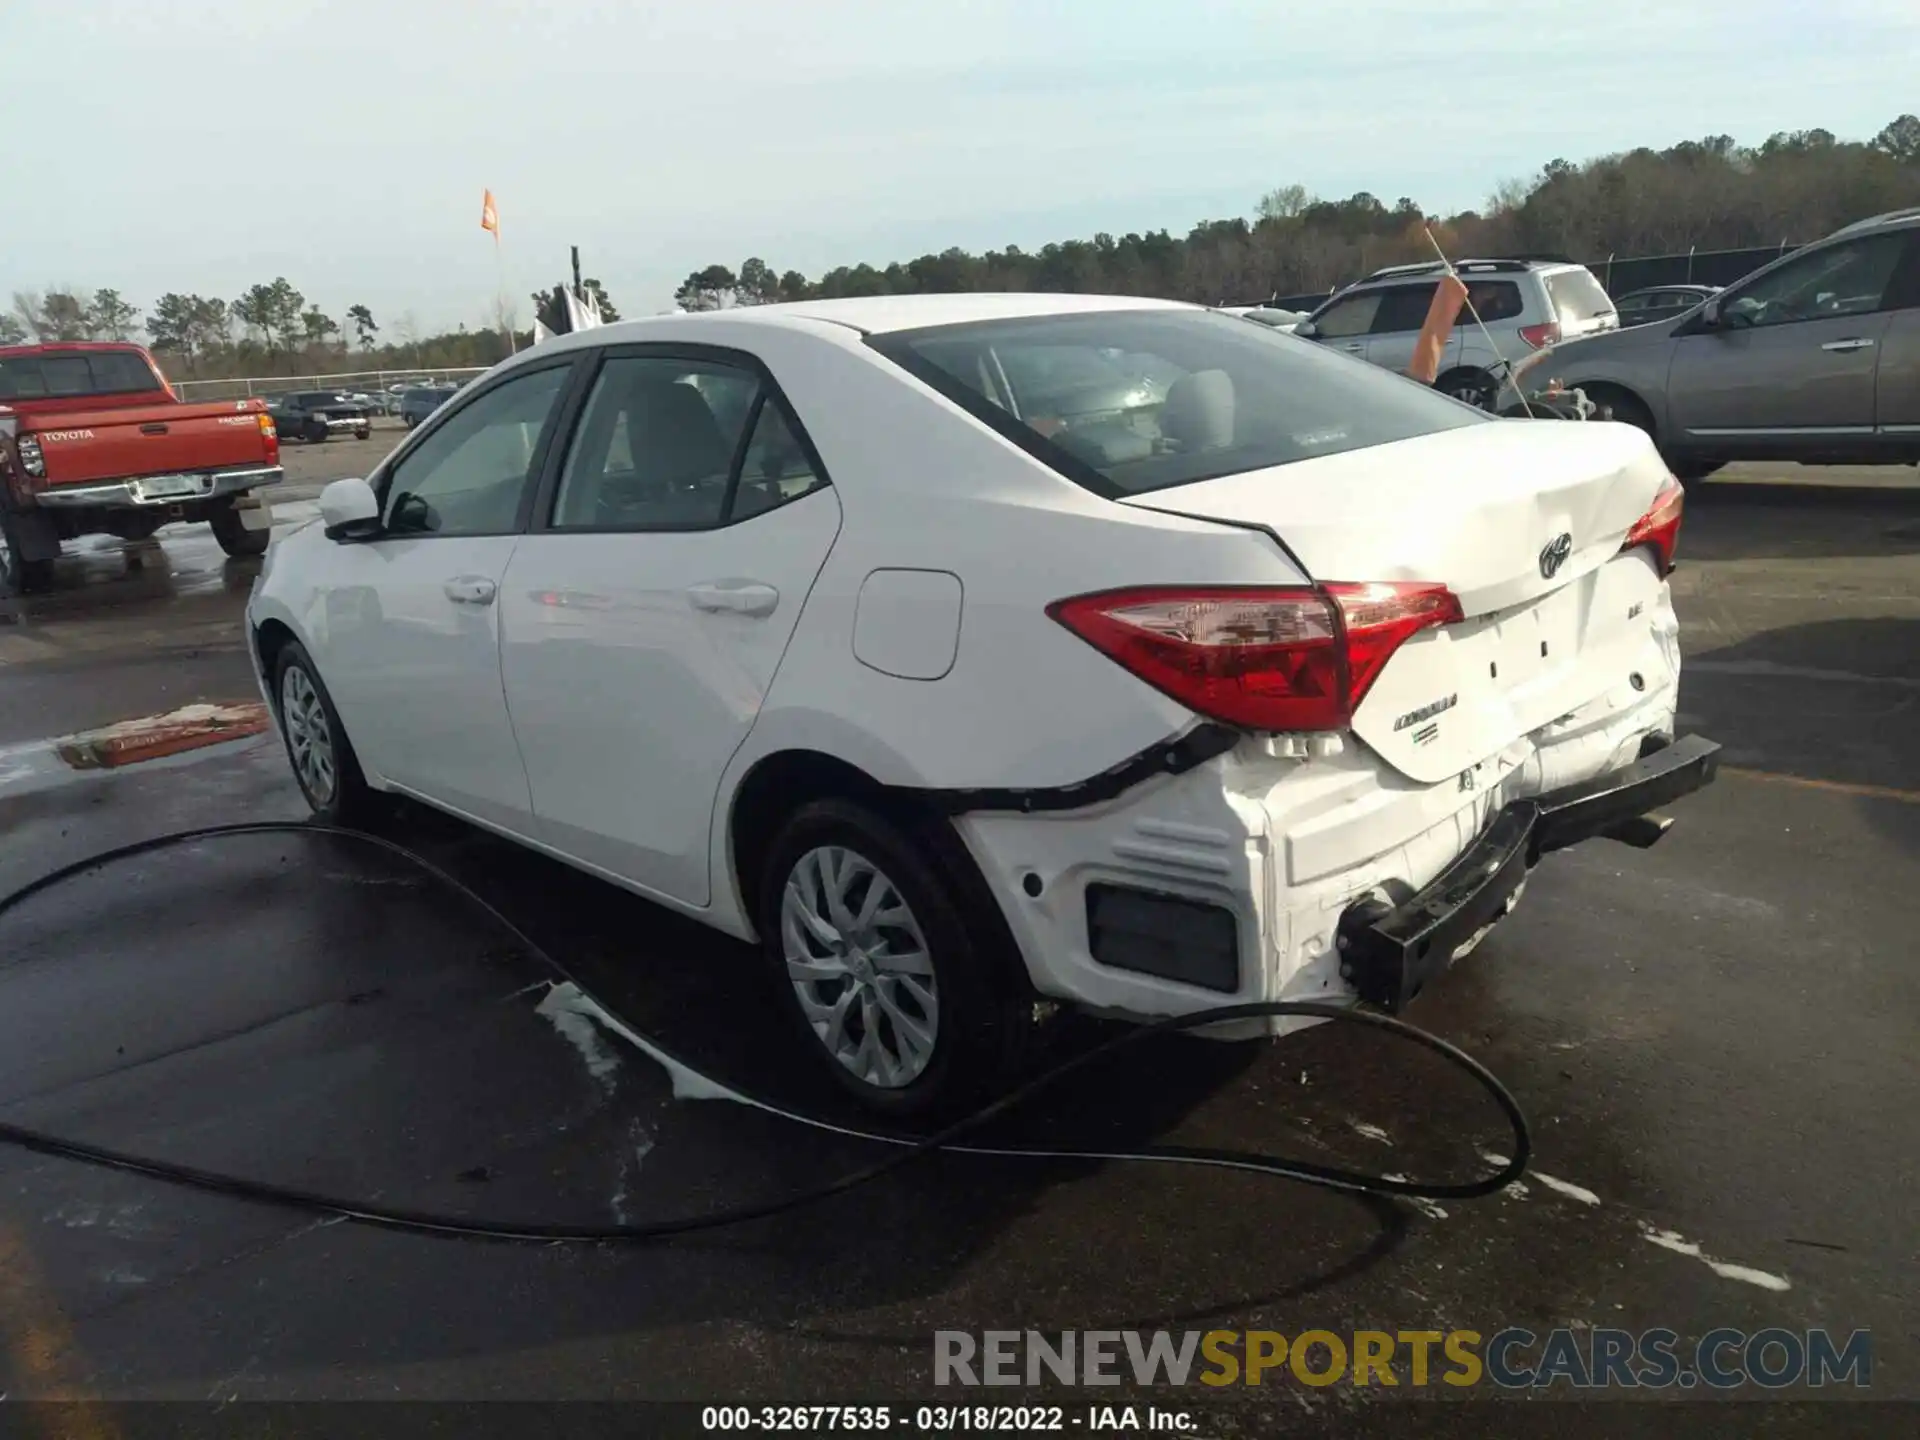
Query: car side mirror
[
  {"left": 319, "top": 477, "right": 382, "bottom": 542},
  {"left": 1700, "top": 297, "right": 1723, "bottom": 328},
  {"left": 1291, "top": 319, "right": 1318, "bottom": 340}
]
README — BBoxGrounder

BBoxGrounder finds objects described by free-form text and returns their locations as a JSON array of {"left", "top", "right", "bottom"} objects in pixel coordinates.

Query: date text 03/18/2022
[{"left": 700, "top": 1405, "right": 1194, "bottom": 1431}]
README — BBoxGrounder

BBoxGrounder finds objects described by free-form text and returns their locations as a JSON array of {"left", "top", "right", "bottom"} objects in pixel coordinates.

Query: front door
[
  {"left": 1666, "top": 231, "right": 1910, "bottom": 451},
  {"left": 499, "top": 350, "right": 843, "bottom": 907},
  {"left": 1302, "top": 289, "right": 1383, "bottom": 363},
  {"left": 315, "top": 359, "right": 575, "bottom": 830}
]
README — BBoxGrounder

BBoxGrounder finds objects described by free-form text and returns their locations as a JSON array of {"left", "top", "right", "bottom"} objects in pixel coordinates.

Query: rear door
[
  {"left": 1872, "top": 234, "right": 1920, "bottom": 436},
  {"left": 1364, "top": 283, "right": 1453, "bottom": 376},
  {"left": 498, "top": 347, "right": 843, "bottom": 907},
  {"left": 1666, "top": 232, "right": 1909, "bottom": 448}
]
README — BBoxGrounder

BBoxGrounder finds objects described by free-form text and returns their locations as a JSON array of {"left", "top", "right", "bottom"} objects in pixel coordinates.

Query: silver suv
[
  {"left": 1292, "top": 258, "right": 1620, "bottom": 408},
  {"left": 1517, "top": 208, "right": 1920, "bottom": 477}
]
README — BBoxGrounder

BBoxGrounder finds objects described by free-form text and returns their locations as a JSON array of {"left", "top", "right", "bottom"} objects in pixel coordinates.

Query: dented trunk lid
[{"left": 1122, "top": 419, "right": 1673, "bottom": 783}]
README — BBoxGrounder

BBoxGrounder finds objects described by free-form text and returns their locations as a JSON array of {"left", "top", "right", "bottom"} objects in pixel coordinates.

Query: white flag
[
  {"left": 532, "top": 316, "right": 555, "bottom": 346},
  {"left": 563, "top": 288, "right": 600, "bottom": 332}
]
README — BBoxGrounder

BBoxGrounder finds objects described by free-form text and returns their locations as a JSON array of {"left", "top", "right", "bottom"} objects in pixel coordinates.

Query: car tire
[
  {"left": 209, "top": 499, "right": 270, "bottom": 558},
  {"left": 758, "top": 797, "right": 1030, "bottom": 1119},
  {"left": 1437, "top": 369, "right": 1499, "bottom": 411},
  {"left": 306, "top": 419, "right": 329, "bottom": 444},
  {"left": 354, "top": 427, "right": 371, "bottom": 441},
  {"left": 272, "top": 641, "right": 376, "bottom": 826},
  {"left": 0, "top": 512, "right": 55, "bottom": 596}
]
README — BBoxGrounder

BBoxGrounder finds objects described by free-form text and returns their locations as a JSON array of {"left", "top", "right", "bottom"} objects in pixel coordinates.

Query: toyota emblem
[{"left": 1539, "top": 532, "right": 1573, "bottom": 580}]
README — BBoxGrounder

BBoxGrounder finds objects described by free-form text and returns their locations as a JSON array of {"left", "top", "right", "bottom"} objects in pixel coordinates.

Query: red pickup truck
[{"left": 0, "top": 341, "right": 282, "bottom": 595}]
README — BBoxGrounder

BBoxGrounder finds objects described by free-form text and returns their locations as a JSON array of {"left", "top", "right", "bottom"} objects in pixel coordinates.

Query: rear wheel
[
  {"left": 209, "top": 499, "right": 270, "bottom": 558},
  {"left": 0, "top": 513, "right": 55, "bottom": 596},
  {"left": 273, "top": 641, "right": 375, "bottom": 825},
  {"left": 759, "top": 798, "right": 1030, "bottom": 1119}
]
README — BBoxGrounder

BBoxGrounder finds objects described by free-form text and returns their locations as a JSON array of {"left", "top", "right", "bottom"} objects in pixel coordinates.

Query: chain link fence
[{"left": 171, "top": 366, "right": 489, "bottom": 405}]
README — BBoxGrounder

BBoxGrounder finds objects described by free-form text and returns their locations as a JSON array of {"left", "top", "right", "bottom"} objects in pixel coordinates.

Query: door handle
[
  {"left": 686, "top": 581, "right": 779, "bottom": 617},
  {"left": 1342, "top": 343, "right": 1366, "bottom": 353},
  {"left": 1820, "top": 338, "right": 1876, "bottom": 352},
  {"left": 443, "top": 576, "right": 497, "bottom": 606}
]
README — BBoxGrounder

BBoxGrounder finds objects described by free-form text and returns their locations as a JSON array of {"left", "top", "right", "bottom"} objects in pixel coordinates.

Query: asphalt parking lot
[{"left": 0, "top": 443, "right": 1914, "bottom": 1430}]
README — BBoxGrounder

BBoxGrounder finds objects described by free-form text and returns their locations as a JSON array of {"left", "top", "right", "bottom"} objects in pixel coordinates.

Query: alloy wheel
[
  {"left": 780, "top": 845, "right": 939, "bottom": 1089},
  {"left": 280, "top": 664, "right": 337, "bottom": 807}
]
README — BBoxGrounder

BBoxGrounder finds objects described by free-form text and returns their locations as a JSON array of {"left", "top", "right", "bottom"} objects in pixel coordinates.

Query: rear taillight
[
  {"left": 1621, "top": 476, "right": 1685, "bottom": 575},
  {"left": 1048, "top": 582, "right": 1464, "bottom": 733},
  {"left": 258, "top": 412, "right": 279, "bottom": 465},
  {"left": 1518, "top": 322, "right": 1561, "bottom": 349}
]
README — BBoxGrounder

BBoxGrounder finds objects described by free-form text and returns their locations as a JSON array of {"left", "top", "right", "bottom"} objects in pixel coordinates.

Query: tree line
[
  {"left": 2, "top": 277, "right": 624, "bottom": 383},
  {"left": 672, "top": 114, "right": 1920, "bottom": 310}
]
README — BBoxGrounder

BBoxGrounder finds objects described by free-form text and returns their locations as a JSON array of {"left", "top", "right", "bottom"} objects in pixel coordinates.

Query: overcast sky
[{"left": 6, "top": 0, "right": 1915, "bottom": 333}]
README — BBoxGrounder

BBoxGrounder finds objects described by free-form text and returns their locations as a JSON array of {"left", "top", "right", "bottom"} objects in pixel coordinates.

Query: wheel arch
[{"left": 721, "top": 744, "right": 1035, "bottom": 999}]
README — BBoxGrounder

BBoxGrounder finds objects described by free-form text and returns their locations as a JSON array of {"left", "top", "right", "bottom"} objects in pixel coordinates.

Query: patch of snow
[{"left": 1349, "top": 1122, "right": 1392, "bottom": 1145}]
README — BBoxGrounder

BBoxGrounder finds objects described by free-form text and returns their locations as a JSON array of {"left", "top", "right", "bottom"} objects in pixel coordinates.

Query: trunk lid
[
  {"left": 1123, "top": 419, "right": 1672, "bottom": 783},
  {"left": 28, "top": 400, "right": 276, "bottom": 489}
]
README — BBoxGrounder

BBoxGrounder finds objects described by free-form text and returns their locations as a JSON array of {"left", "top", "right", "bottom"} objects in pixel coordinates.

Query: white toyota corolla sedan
[{"left": 246, "top": 293, "right": 1718, "bottom": 1114}]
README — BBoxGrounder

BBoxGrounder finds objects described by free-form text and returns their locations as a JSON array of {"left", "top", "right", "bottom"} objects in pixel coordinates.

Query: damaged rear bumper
[{"left": 1335, "top": 733, "right": 1720, "bottom": 1011}]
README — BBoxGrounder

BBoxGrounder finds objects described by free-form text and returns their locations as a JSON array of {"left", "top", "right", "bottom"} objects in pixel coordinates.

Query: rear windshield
[
  {"left": 1545, "top": 269, "right": 1617, "bottom": 322},
  {"left": 867, "top": 309, "right": 1484, "bottom": 497},
  {"left": 0, "top": 349, "right": 162, "bottom": 402}
]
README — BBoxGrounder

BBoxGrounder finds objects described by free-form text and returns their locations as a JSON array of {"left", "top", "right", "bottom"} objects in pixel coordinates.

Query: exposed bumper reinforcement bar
[
  {"left": 1337, "top": 734, "right": 1721, "bottom": 1011},
  {"left": 33, "top": 466, "right": 284, "bottom": 509}
]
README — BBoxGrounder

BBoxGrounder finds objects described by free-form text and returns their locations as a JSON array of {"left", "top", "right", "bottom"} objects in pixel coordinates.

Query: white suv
[
  {"left": 1294, "top": 259, "right": 1620, "bottom": 409},
  {"left": 247, "top": 294, "right": 1716, "bottom": 1115}
]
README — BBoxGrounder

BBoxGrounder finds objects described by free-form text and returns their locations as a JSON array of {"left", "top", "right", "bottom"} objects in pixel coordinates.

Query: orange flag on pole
[
  {"left": 1407, "top": 271, "right": 1467, "bottom": 385},
  {"left": 480, "top": 189, "right": 499, "bottom": 236}
]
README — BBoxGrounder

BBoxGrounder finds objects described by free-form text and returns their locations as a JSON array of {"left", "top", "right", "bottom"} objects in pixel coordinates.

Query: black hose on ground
[{"left": 0, "top": 822, "right": 1530, "bottom": 1243}]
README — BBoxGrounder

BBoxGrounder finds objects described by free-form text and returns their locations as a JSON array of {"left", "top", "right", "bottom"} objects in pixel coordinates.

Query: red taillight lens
[
  {"left": 1047, "top": 582, "right": 1463, "bottom": 733},
  {"left": 1518, "top": 322, "right": 1561, "bottom": 349},
  {"left": 1621, "top": 475, "right": 1685, "bottom": 575},
  {"left": 257, "top": 412, "right": 279, "bottom": 465}
]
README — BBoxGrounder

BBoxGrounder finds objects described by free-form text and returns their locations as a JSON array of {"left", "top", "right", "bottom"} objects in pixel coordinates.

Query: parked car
[
  {"left": 247, "top": 294, "right": 1716, "bottom": 1114},
  {"left": 1516, "top": 207, "right": 1920, "bottom": 476},
  {"left": 1292, "top": 258, "right": 1620, "bottom": 409},
  {"left": 269, "top": 391, "right": 372, "bottom": 444},
  {"left": 398, "top": 386, "right": 456, "bottom": 428},
  {"left": 0, "top": 341, "right": 281, "bottom": 593},
  {"left": 1219, "top": 305, "right": 1306, "bottom": 332},
  {"left": 1613, "top": 284, "right": 1720, "bottom": 329}
]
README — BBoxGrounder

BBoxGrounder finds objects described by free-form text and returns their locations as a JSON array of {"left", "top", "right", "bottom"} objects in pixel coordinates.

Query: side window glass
[
  {"left": 1724, "top": 235, "right": 1907, "bottom": 330},
  {"left": 1458, "top": 281, "right": 1523, "bottom": 324},
  {"left": 730, "top": 399, "right": 829, "bottom": 521},
  {"left": 1371, "top": 284, "right": 1440, "bottom": 334},
  {"left": 1311, "top": 293, "right": 1382, "bottom": 338},
  {"left": 551, "top": 357, "right": 758, "bottom": 530},
  {"left": 382, "top": 363, "right": 569, "bottom": 536}
]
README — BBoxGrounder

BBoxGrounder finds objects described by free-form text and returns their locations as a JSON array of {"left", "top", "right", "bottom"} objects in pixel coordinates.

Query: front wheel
[
  {"left": 273, "top": 641, "right": 376, "bottom": 825},
  {"left": 209, "top": 499, "right": 270, "bottom": 557},
  {"left": 759, "top": 799, "right": 1029, "bottom": 1118},
  {"left": 0, "top": 513, "right": 56, "bottom": 596},
  {"left": 354, "top": 427, "right": 371, "bottom": 441}
]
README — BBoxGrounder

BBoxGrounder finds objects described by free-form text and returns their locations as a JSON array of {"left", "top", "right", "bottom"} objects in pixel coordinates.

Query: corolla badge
[{"left": 1539, "top": 531, "right": 1574, "bottom": 580}]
